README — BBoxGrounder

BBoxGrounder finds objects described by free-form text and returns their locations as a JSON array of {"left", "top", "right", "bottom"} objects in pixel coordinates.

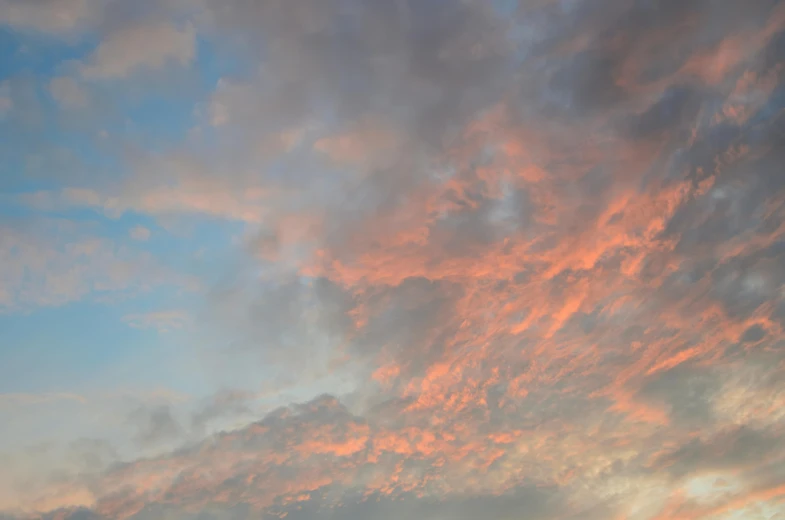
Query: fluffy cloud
[
  {"left": 80, "top": 21, "right": 196, "bottom": 80},
  {"left": 0, "top": 0, "right": 102, "bottom": 34},
  {"left": 49, "top": 77, "right": 89, "bottom": 109},
  {"left": 128, "top": 226, "right": 151, "bottom": 242}
]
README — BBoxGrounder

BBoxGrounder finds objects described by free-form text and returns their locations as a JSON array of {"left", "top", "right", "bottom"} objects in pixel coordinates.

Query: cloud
[
  {"left": 128, "top": 226, "right": 150, "bottom": 241},
  {"left": 24, "top": 174, "right": 274, "bottom": 223},
  {"left": 21, "top": 394, "right": 581, "bottom": 519},
  {"left": 189, "top": 389, "right": 259, "bottom": 434},
  {"left": 4, "top": 0, "right": 785, "bottom": 519},
  {"left": 0, "top": 219, "right": 197, "bottom": 312},
  {"left": 80, "top": 21, "right": 196, "bottom": 80},
  {"left": 127, "top": 405, "right": 182, "bottom": 448},
  {"left": 0, "top": 393, "right": 86, "bottom": 408},
  {"left": 49, "top": 77, "right": 89, "bottom": 110},
  {"left": 0, "top": 0, "right": 102, "bottom": 34},
  {"left": 0, "top": 81, "right": 11, "bottom": 116},
  {"left": 652, "top": 425, "right": 784, "bottom": 479},
  {"left": 122, "top": 309, "right": 189, "bottom": 332}
]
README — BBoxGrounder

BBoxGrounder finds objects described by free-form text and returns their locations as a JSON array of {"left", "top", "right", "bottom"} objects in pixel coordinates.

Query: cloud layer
[{"left": 2, "top": 0, "right": 785, "bottom": 519}]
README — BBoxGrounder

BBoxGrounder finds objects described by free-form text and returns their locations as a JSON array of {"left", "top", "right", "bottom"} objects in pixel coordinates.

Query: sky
[{"left": 1, "top": 0, "right": 785, "bottom": 518}]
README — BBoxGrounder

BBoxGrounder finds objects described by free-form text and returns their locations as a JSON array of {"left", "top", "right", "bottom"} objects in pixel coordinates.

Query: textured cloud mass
[{"left": 2, "top": 0, "right": 785, "bottom": 519}]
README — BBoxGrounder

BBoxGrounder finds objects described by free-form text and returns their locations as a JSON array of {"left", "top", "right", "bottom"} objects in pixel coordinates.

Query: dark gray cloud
[
  {"left": 652, "top": 425, "right": 784, "bottom": 478},
  {"left": 638, "top": 365, "right": 721, "bottom": 428},
  {"left": 624, "top": 85, "right": 707, "bottom": 139}
]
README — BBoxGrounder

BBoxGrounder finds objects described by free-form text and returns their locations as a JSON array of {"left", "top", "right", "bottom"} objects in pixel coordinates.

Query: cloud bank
[{"left": 2, "top": 0, "right": 785, "bottom": 519}]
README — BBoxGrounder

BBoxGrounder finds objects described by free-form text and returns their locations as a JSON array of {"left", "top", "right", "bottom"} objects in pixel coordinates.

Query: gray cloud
[
  {"left": 190, "top": 390, "right": 257, "bottom": 434},
  {"left": 652, "top": 425, "right": 784, "bottom": 479},
  {"left": 128, "top": 405, "right": 182, "bottom": 448},
  {"left": 638, "top": 365, "right": 722, "bottom": 428}
]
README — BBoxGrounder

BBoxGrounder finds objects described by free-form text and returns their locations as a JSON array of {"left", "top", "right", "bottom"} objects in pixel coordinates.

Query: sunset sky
[{"left": 1, "top": 0, "right": 785, "bottom": 519}]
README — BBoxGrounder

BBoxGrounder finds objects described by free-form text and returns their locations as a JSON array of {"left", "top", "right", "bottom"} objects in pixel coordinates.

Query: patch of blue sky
[
  {"left": 0, "top": 221, "right": 240, "bottom": 398},
  {"left": 0, "top": 275, "right": 216, "bottom": 398},
  {"left": 492, "top": 0, "right": 517, "bottom": 16},
  {"left": 0, "top": 35, "right": 269, "bottom": 399},
  {"left": 114, "top": 82, "right": 202, "bottom": 152},
  {"left": 0, "top": 301, "right": 161, "bottom": 394},
  {"left": 0, "top": 96, "right": 114, "bottom": 195},
  {"left": 139, "top": 217, "right": 247, "bottom": 285},
  {"left": 0, "top": 27, "right": 95, "bottom": 79},
  {"left": 195, "top": 36, "right": 253, "bottom": 86},
  {"left": 748, "top": 83, "right": 785, "bottom": 129},
  {"left": 721, "top": 88, "right": 784, "bottom": 157},
  {"left": 1, "top": 36, "right": 239, "bottom": 189},
  {"left": 120, "top": 36, "right": 250, "bottom": 146}
]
